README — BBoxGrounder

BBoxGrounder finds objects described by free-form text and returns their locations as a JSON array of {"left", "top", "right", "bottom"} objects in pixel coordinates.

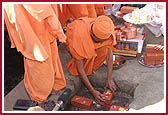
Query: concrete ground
[{"left": 4, "top": 16, "right": 165, "bottom": 112}]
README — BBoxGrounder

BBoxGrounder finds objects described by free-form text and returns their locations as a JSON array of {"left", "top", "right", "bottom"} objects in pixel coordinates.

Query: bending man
[{"left": 65, "top": 15, "right": 116, "bottom": 105}]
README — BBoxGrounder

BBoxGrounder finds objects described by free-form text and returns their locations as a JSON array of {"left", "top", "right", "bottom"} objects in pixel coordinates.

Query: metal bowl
[
  {"left": 104, "top": 55, "right": 126, "bottom": 70},
  {"left": 113, "top": 55, "right": 126, "bottom": 70}
]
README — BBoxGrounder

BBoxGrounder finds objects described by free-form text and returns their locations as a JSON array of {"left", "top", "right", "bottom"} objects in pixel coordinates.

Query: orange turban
[{"left": 92, "top": 15, "right": 114, "bottom": 40}]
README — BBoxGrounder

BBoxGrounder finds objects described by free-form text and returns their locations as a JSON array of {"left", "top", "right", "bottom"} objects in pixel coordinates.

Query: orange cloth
[
  {"left": 4, "top": 4, "right": 66, "bottom": 103},
  {"left": 93, "top": 15, "right": 115, "bottom": 39},
  {"left": 65, "top": 17, "right": 116, "bottom": 76},
  {"left": 95, "top": 4, "right": 110, "bottom": 16},
  {"left": 60, "top": 4, "right": 97, "bottom": 26},
  {"left": 54, "top": 4, "right": 109, "bottom": 27},
  {"left": 87, "top": 4, "right": 97, "bottom": 18},
  {"left": 57, "top": 4, "right": 67, "bottom": 27}
]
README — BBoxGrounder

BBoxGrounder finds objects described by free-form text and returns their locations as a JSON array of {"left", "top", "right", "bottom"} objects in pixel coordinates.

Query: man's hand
[
  {"left": 75, "top": 59, "right": 106, "bottom": 105},
  {"left": 104, "top": 79, "right": 116, "bottom": 93},
  {"left": 154, "top": 40, "right": 164, "bottom": 50},
  {"left": 90, "top": 89, "right": 106, "bottom": 105}
]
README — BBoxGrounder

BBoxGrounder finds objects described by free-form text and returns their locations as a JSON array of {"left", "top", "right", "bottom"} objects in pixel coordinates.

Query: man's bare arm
[
  {"left": 105, "top": 48, "right": 116, "bottom": 92},
  {"left": 106, "top": 48, "right": 113, "bottom": 81},
  {"left": 75, "top": 59, "right": 106, "bottom": 105},
  {"left": 75, "top": 59, "right": 94, "bottom": 92}
]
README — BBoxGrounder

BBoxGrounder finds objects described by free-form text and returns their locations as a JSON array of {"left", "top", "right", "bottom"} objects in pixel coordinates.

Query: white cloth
[{"left": 143, "top": 4, "right": 165, "bottom": 37}]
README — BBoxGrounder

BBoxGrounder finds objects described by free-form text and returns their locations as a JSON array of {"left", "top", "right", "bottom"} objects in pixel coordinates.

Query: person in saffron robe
[
  {"left": 59, "top": 4, "right": 97, "bottom": 27},
  {"left": 65, "top": 15, "right": 116, "bottom": 105},
  {"left": 95, "top": 4, "right": 110, "bottom": 16},
  {"left": 4, "top": 4, "right": 66, "bottom": 103},
  {"left": 59, "top": 4, "right": 110, "bottom": 27}
]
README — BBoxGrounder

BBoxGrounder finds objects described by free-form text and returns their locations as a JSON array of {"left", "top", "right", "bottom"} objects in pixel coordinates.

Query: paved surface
[{"left": 4, "top": 16, "right": 165, "bottom": 112}]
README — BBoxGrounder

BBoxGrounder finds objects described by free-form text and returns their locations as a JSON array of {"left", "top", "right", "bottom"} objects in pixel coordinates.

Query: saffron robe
[
  {"left": 4, "top": 4, "right": 66, "bottom": 103},
  {"left": 59, "top": 4, "right": 97, "bottom": 27},
  {"left": 65, "top": 17, "right": 116, "bottom": 76}
]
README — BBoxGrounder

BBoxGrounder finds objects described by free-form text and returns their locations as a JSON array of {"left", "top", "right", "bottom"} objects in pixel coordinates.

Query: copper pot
[{"left": 121, "top": 22, "right": 137, "bottom": 39}]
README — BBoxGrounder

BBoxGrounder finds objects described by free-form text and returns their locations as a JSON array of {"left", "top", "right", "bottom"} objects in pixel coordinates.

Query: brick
[
  {"left": 120, "top": 6, "right": 139, "bottom": 14},
  {"left": 103, "top": 90, "right": 113, "bottom": 105},
  {"left": 71, "top": 96, "right": 93, "bottom": 110},
  {"left": 143, "top": 46, "right": 164, "bottom": 66}
]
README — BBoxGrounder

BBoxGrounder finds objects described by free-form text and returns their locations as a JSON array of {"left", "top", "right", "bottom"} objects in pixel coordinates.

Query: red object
[
  {"left": 103, "top": 90, "right": 113, "bottom": 105},
  {"left": 109, "top": 105, "right": 129, "bottom": 111},
  {"left": 115, "top": 28, "right": 121, "bottom": 31},
  {"left": 120, "top": 6, "right": 139, "bottom": 14},
  {"left": 143, "top": 45, "right": 164, "bottom": 66},
  {"left": 119, "top": 13, "right": 124, "bottom": 17},
  {"left": 115, "top": 28, "right": 122, "bottom": 41},
  {"left": 142, "top": 33, "right": 146, "bottom": 40},
  {"left": 71, "top": 96, "right": 93, "bottom": 110}
]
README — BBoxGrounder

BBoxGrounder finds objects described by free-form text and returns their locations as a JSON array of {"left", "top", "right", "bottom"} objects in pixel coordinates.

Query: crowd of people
[{"left": 4, "top": 3, "right": 165, "bottom": 111}]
